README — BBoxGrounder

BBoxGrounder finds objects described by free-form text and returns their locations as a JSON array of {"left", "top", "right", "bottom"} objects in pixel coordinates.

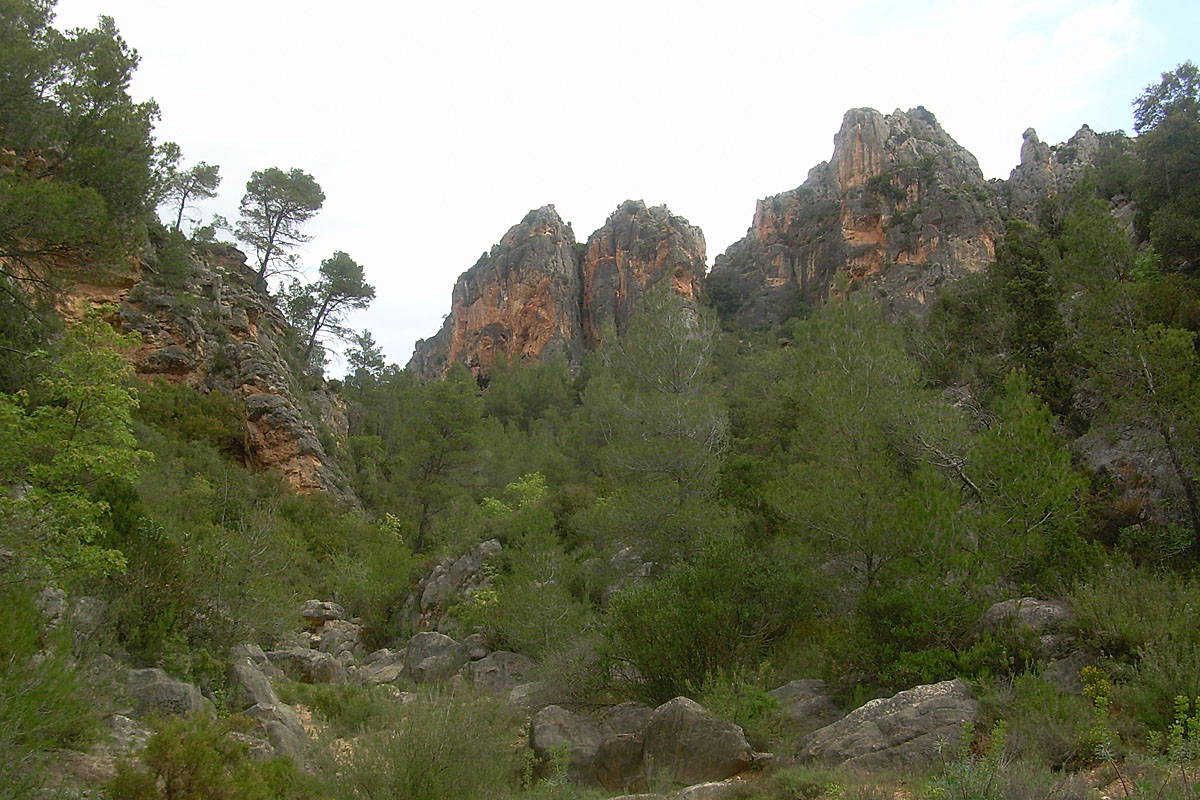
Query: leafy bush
[
  {"left": 106, "top": 714, "right": 313, "bottom": 800},
  {"left": 606, "top": 530, "right": 814, "bottom": 704},
  {"left": 321, "top": 687, "right": 524, "bottom": 800}
]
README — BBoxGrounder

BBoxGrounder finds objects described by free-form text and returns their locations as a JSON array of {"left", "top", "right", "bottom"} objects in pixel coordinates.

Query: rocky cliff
[
  {"left": 708, "top": 107, "right": 1001, "bottom": 328},
  {"left": 411, "top": 201, "right": 707, "bottom": 380},
  {"left": 1000, "top": 124, "right": 1104, "bottom": 221},
  {"left": 581, "top": 200, "right": 706, "bottom": 348},
  {"left": 65, "top": 240, "right": 354, "bottom": 500}
]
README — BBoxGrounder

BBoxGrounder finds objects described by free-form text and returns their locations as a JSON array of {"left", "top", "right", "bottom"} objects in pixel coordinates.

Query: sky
[{"left": 51, "top": 0, "right": 1200, "bottom": 372}]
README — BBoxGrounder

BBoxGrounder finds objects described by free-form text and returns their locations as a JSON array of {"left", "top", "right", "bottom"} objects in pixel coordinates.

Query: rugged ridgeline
[
  {"left": 708, "top": 107, "right": 1002, "bottom": 328},
  {"left": 413, "top": 108, "right": 1118, "bottom": 376},
  {"left": 63, "top": 243, "right": 354, "bottom": 501},
  {"left": 410, "top": 201, "right": 707, "bottom": 380}
]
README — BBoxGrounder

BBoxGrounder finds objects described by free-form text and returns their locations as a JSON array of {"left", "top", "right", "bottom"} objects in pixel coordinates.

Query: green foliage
[
  {"left": 107, "top": 714, "right": 314, "bottom": 800},
  {"left": 235, "top": 167, "right": 325, "bottom": 283},
  {"left": 606, "top": 530, "right": 814, "bottom": 704},
  {"left": 280, "top": 250, "right": 375, "bottom": 367},
  {"left": 136, "top": 380, "right": 245, "bottom": 456},
  {"left": 0, "top": 311, "right": 145, "bottom": 582},
  {"left": 1134, "top": 62, "right": 1200, "bottom": 135},
  {"left": 0, "top": 587, "right": 97, "bottom": 797},
  {"left": 696, "top": 670, "right": 787, "bottom": 751},
  {"left": 1071, "top": 565, "right": 1200, "bottom": 731},
  {"left": 322, "top": 687, "right": 524, "bottom": 800},
  {"left": 970, "top": 371, "right": 1093, "bottom": 588}
]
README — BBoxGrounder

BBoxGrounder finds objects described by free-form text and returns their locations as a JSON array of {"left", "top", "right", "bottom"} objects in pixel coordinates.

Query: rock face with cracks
[
  {"left": 410, "top": 201, "right": 707, "bottom": 381},
  {"left": 708, "top": 106, "right": 1001, "bottom": 327}
]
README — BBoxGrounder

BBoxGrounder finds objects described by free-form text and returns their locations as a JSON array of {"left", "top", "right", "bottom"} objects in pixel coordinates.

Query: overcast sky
[{"left": 52, "top": 0, "right": 1199, "bottom": 372}]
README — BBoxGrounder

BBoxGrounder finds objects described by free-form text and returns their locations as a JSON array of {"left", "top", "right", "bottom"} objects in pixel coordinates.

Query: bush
[
  {"left": 321, "top": 687, "right": 524, "bottom": 800},
  {"left": 606, "top": 531, "right": 814, "bottom": 704},
  {"left": 106, "top": 714, "right": 313, "bottom": 800},
  {"left": 0, "top": 589, "right": 98, "bottom": 798},
  {"left": 696, "top": 670, "right": 787, "bottom": 751}
]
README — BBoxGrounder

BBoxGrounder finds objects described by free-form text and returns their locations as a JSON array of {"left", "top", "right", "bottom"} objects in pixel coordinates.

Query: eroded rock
[{"left": 642, "top": 697, "right": 754, "bottom": 787}]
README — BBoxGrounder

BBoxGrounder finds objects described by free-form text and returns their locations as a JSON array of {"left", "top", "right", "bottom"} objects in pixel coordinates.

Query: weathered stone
[
  {"left": 580, "top": 200, "right": 706, "bottom": 349},
  {"left": 1044, "top": 651, "right": 1092, "bottom": 695},
  {"left": 1004, "top": 125, "right": 1106, "bottom": 221},
  {"left": 642, "top": 697, "right": 754, "bottom": 786},
  {"left": 509, "top": 681, "right": 550, "bottom": 713},
  {"left": 674, "top": 779, "right": 756, "bottom": 800},
  {"left": 799, "top": 678, "right": 978, "bottom": 771},
  {"left": 767, "top": 679, "right": 844, "bottom": 740},
  {"left": 595, "top": 732, "right": 646, "bottom": 791},
  {"left": 980, "top": 597, "right": 1073, "bottom": 657},
  {"left": 357, "top": 649, "right": 408, "bottom": 685},
  {"left": 406, "top": 539, "right": 501, "bottom": 632},
  {"left": 530, "top": 705, "right": 605, "bottom": 785},
  {"left": 463, "top": 632, "right": 491, "bottom": 660},
  {"left": 266, "top": 647, "right": 347, "bottom": 684},
  {"left": 709, "top": 106, "right": 1000, "bottom": 328},
  {"left": 405, "top": 631, "right": 467, "bottom": 684},
  {"left": 600, "top": 701, "right": 655, "bottom": 737},
  {"left": 300, "top": 599, "right": 345, "bottom": 627},
  {"left": 470, "top": 650, "right": 534, "bottom": 693},
  {"left": 228, "top": 658, "right": 280, "bottom": 710},
  {"left": 316, "top": 618, "right": 363, "bottom": 657},
  {"left": 244, "top": 701, "right": 308, "bottom": 762},
  {"left": 127, "top": 668, "right": 215, "bottom": 719}
]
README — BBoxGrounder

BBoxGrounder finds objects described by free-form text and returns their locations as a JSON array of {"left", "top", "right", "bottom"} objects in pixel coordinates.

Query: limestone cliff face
[
  {"left": 70, "top": 242, "right": 354, "bottom": 501},
  {"left": 411, "top": 201, "right": 706, "bottom": 380},
  {"left": 410, "top": 206, "right": 584, "bottom": 381},
  {"left": 1001, "top": 125, "right": 1104, "bottom": 221},
  {"left": 709, "top": 107, "right": 1001, "bottom": 328},
  {"left": 581, "top": 200, "right": 706, "bottom": 348}
]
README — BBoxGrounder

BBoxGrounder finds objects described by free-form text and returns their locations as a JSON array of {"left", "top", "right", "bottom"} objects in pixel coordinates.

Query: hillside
[{"left": 2, "top": 4, "right": 1200, "bottom": 799}]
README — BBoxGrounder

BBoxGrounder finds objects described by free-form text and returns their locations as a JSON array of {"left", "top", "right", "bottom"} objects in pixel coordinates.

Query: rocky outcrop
[
  {"left": 581, "top": 200, "right": 706, "bottom": 348},
  {"left": 66, "top": 241, "right": 354, "bottom": 500},
  {"left": 799, "top": 678, "right": 978, "bottom": 771},
  {"left": 642, "top": 697, "right": 756, "bottom": 787},
  {"left": 410, "top": 206, "right": 584, "bottom": 381},
  {"left": 1002, "top": 125, "right": 1104, "bottom": 221},
  {"left": 404, "top": 538, "right": 502, "bottom": 633},
  {"left": 127, "top": 668, "right": 215, "bottom": 719},
  {"left": 410, "top": 201, "right": 707, "bottom": 380},
  {"left": 767, "top": 679, "right": 844, "bottom": 741},
  {"left": 709, "top": 107, "right": 1001, "bottom": 328}
]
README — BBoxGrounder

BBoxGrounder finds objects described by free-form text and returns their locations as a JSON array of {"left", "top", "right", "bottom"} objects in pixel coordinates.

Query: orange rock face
[
  {"left": 709, "top": 106, "right": 1001, "bottom": 326},
  {"left": 411, "top": 202, "right": 706, "bottom": 381}
]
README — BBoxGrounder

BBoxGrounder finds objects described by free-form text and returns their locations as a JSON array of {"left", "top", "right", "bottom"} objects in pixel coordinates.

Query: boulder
[
  {"left": 594, "top": 732, "right": 646, "bottom": 791},
  {"left": 405, "top": 631, "right": 468, "bottom": 684},
  {"left": 799, "top": 678, "right": 978, "bottom": 771},
  {"left": 407, "top": 539, "right": 501, "bottom": 631},
  {"left": 470, "top": 650, "right": 534, "bottom": 693},
  {"left": 642, "top": 697, "right": 754, "bottom": 786},
  {"left": 980, "top": 597, "right": 1073, "bottom": 657},
  {"left": 767, "top": 679, "right": 844, "bottom": 739},
  {"left": 245, "top": 702, "right": 308, "bottom": 762},
  {"left": 299, "top": 599, "right": 345, "bottom": 628},
  {"left": 463, "top": 632, "right": 491, "bottom": 660},
  {"left": 316, "top": 618, "right": 364, "bottom": 658},
  {"left": 357, "top": 648, "right": 408, "bottom": 685},
  {"left": 509, "top": 681, "right": 549, "bottom": 714},
  {"left": 267, "top": 647, "right": 347, "bottom": 684},
  {"left": 601, "top": 701, "right": 655, "bottom": 737},
  {"left": 675, "top": 779, "right": 755, "bottom": 800},
  {"left": 530, "top": 704, "right": 605, "bottom": 785},
  {"left": 228, "top": 658, "right": 281, "bottom": 710},
  {"left": 231, "top": 642, "right": 284, "bottom": 680},
  {"left": 127, "top": 668, "right": 215, "bottom": 719}
]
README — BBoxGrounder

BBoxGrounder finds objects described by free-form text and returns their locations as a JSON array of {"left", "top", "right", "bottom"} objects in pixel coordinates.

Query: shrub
[{"left": 322, "top": 687, "right": 524, "bottom": 800}]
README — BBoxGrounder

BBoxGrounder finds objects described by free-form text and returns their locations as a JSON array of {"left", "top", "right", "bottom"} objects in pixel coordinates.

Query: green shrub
[
  {"left": 322, "top": 687, "right": 524, "bottom": 800},
  {"left": 275, "top": 682, "right": 386, "bottom": 739},
  {"left": 106, "top": 714, "right": 313, "bottom": 800},
  {"left": 0, "top": 589, "right": 98, "bottom": 798},
  {"left": 696, "top": 670, "right": 787, "bottom": 751}
]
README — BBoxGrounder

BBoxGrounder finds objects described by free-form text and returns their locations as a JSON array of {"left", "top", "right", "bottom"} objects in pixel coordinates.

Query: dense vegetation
[{"left": 2, "top": 2, "right": 1200, "bottom": 798}]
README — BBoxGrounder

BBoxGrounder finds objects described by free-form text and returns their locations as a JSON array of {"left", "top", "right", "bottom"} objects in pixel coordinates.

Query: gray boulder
[
  {"left": 405, "top": 631, "right": 468, "bottom": 684},
  {"left": 800, "top": 678, "right": 977, "bottom": 771},
  {"left": 980, "top": 597, "right": 1073, "bottom": 657},
  {"left": 356, "top": 648, "right": 408, "bottom": 685},
  {"left": 470, "top": 651, "right": 534, "bottom": 693},
  {"left": 228, "top": 658, "right": 281, "bottom": 710},
  {"left": 299, "top": 599, "right": 345, "bottom": 628},
  {"left": 406, "top": 539, "right": 501, "bottom": 632},
  {"left": 642, "top": 697, "right": 754, "bottom": 786},
  {"left": 127, "top": 668, "right": 215, "bottom": 719},
  {"left": 530, "top": 704, "right": 605, "bottom": 784},
  {"left": 595, "top": 732, "right": 646, "bottom": 791},
  {"left": 601, "top": 701, "right": 655, "bottom": 737},
  {"left": 768, "top": 679, "right": 844, "bottom": 739},
  {"left": 267, "top": 647, "right": 347, "bottom": 684},
  {"left": 316, "top": 618, "right": 364, "bottom": 659}
]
